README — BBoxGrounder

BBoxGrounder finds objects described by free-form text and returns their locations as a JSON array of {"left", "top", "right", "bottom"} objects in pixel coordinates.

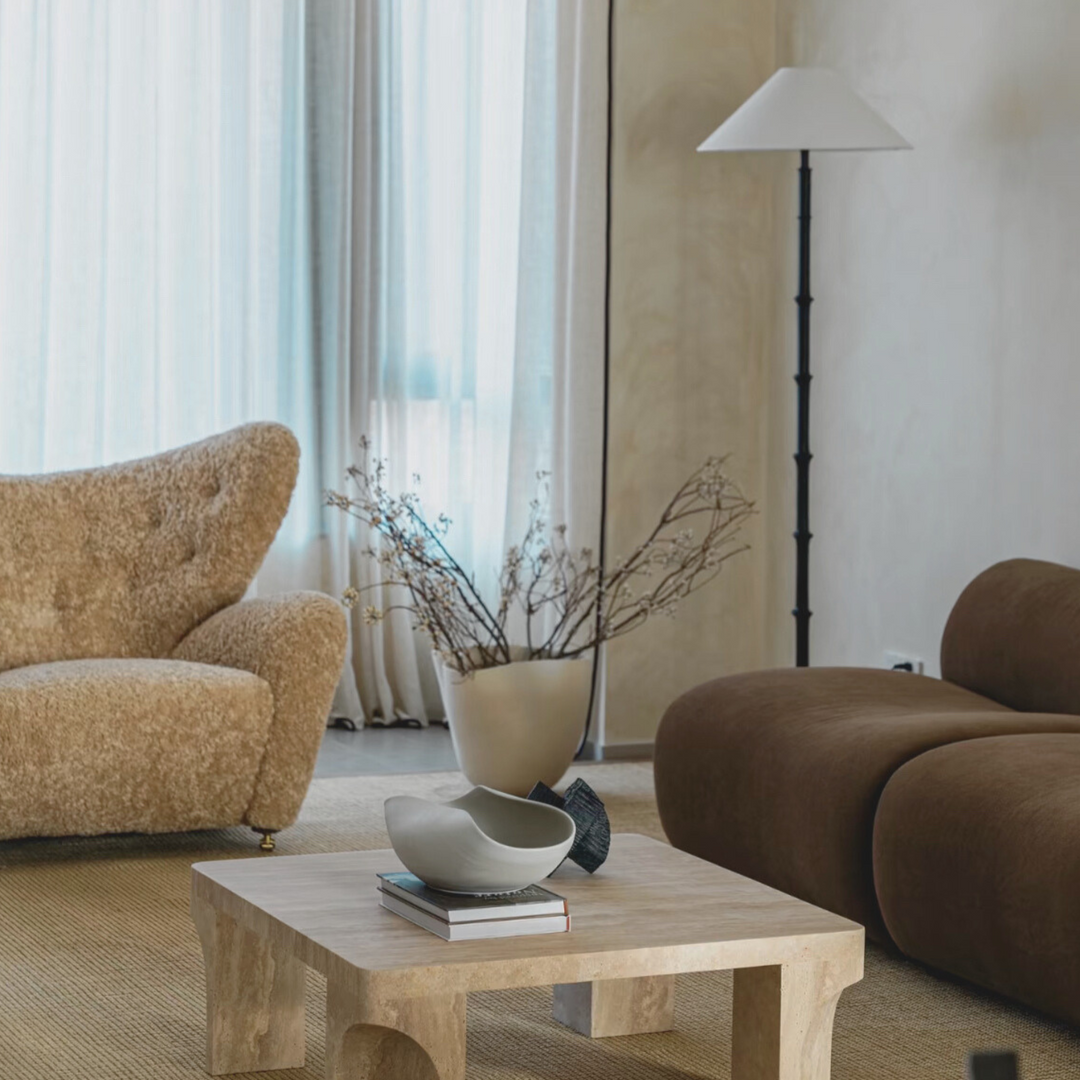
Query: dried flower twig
[{"left": 327, "top": 438, "right": 754, "bottom": 675}]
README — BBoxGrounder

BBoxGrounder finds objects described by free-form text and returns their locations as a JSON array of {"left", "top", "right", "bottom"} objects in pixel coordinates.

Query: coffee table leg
[
  {"left": 191, "top": 896, "right": 307, "bottom": 1075},
  {"left": 552, "top": 975, "right": 676, "bottom": 1038},
  {"left": 325, "top": 980, "right": 466, "bottom": 1080},
  {"left": 731, "top": 958, "right": 861, "bottom": 1080}
]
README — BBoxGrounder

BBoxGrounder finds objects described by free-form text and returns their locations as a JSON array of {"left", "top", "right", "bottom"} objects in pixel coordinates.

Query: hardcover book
[
  {"left": 376, "top": 872, "right": 567, "bottom": 923},
  {"left": 378, "top": 890, "right": 570, "bottom": 941}
]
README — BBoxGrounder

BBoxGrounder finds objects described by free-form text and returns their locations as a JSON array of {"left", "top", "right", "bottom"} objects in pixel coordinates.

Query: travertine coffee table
[{"left": 191, "top": 833, "right": 862, "bottom": 1080}]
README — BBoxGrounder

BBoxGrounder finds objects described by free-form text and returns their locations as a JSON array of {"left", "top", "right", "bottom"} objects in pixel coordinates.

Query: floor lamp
[{"left": 698, "top": 68, "right": 910, "bottom": 667}]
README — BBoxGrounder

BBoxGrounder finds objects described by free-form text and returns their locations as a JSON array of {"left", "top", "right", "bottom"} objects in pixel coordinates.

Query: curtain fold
[
  {"left": 328, "top": 0, "right": 609, "bottom": 723},
  {"left": 0, "top": 0, "right": 608, "bottom": 729}
]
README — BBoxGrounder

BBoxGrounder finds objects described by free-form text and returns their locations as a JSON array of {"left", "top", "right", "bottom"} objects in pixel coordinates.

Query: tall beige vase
[{"left": 434, "top": 655, "right": 592, "bottom": 797}]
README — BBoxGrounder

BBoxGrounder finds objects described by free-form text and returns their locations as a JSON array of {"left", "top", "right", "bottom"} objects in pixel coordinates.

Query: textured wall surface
[
  {"left": 767, "top": 1, "right": 1080, "bottom": 674},
  {"left": 603, "top": 0, "right": 780, "bottom": 744}
]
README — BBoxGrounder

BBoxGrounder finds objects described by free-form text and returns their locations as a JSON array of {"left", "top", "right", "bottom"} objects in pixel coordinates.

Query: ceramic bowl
[{"left": 383, "top": 785, "right": 576, "bottom": 894}]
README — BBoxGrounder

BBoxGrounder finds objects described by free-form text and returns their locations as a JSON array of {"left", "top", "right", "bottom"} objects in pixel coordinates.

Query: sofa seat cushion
[
  {"left": 0, "top": 659, "right": 273, "bottom": 841},
  {"left": 654, "top": 667, "right": 1080, "bottom": 942},
  {"left": 874, "top": 732, "right": 1080, "bottom": 1025}
]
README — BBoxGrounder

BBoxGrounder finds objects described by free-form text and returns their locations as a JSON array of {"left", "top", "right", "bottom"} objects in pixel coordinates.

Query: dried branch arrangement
[{"left": 327, "top": 438, "right": 754, "bottom": 676}]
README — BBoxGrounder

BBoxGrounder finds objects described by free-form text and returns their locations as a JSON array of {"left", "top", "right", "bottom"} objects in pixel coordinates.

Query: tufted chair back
[{"left": 0, "top": 422, "right": 299, "bottom": 672}]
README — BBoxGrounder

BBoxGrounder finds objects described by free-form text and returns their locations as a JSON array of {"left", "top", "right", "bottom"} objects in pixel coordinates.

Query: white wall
[{"left": 767, "top": 1, "right": 1080, "bottom": 675}]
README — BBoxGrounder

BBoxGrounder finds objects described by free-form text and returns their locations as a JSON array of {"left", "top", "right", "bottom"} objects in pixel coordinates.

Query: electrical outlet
[{"left": 884, "top": 650, "right": 924, "bottom": 675}]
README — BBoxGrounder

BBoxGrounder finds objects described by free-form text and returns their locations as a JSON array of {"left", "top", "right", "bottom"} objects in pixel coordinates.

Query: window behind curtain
[
  {"left": 0, "top": 0, "right": 316, "bottom": 546},
  {"left": 362, "top": 0, "right": 559, "bottom": 589},
  {"left": 341, "top": 0, "right": 609, "bottom": 724}
]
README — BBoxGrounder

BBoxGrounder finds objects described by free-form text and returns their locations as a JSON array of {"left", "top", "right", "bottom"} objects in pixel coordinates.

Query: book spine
[
  {"left": 379, "top": 894, "right": 451, "bottom": 939},
  {"left": 378, "top": 881, "right": 566, "bottom": 923},
  {"left": 379, "top": 893, "right": 570, "bottom": 940},
  {"left": 379, "top": 880, "right": 444, "bottom": 920}
]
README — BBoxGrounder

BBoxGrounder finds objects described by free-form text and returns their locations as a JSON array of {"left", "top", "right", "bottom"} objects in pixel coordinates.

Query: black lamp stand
[{"left": 794, "top": 149, "right": 813, "bottom": 667}]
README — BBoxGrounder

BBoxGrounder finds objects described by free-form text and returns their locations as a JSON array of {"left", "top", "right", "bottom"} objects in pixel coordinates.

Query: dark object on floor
[
  {"left": 528, "top": 779, "right": 611, "bottom": 873},
  {"left": 367, "top": 716, "right": 423, "bottom": 729},
  {"left": 654, "top": 557, "right": 1080, "bottom": 1028},
  {"left": 968, "top": 1051, "right": 1019, "bottom": 1080},
  {"left": 327, "top": 716, "right": 357, "bottom": 731}
]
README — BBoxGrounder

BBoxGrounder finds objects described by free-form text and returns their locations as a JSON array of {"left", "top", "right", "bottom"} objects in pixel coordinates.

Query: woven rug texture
[{"left": 1, "top": 762, "right": 1078, "bottom": 1079}]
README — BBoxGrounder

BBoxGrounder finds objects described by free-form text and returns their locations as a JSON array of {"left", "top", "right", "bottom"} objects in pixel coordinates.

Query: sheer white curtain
[
  {"left": 330, "top": 0, "right": 609, "bottom": 724},
  {"left": 0, "top": 0, "right": 333, "bottom": 571},
  {"left": 0, "top": 0, "right": 608, "bottom": 727}
]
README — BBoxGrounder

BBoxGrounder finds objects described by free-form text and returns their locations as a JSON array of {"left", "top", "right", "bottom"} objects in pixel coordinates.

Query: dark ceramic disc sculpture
[{"left": 527, "top": 778, "right": 611, "bottom": 873}]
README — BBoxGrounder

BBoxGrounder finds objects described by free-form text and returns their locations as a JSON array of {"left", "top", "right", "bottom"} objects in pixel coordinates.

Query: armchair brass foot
[{"left": 254, "top": 828, "right": 277, "bottom": 852}]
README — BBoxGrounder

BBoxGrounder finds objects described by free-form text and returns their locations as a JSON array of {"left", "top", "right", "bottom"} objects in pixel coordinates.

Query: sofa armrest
[
  {"left": 173, "top": 591, "right": 347, "bottom": 831},
  {"left": 941, "top": 558, "right": 1080, "bottom": 715}
]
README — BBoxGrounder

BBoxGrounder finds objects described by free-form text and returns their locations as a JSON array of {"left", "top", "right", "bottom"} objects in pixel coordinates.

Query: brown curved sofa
[
  {"left": 655, "top": 558, "right": 1080, "bottom": 1025},
  {"left": 0, "top": 422, "right": 347, "bottom": 849}
]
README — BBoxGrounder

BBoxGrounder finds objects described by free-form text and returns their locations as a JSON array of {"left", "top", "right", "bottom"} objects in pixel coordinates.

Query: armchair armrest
[{"left": 173, "top": 591, "right": 347, "bottom": 830}]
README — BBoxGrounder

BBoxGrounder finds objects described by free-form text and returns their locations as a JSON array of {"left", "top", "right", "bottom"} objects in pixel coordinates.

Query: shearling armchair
[{"left": 0, "top": 422, "right": 347, "bottom": 849}]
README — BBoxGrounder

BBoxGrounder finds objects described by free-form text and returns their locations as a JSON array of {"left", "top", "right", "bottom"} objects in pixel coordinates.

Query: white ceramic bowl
[{"left": 383, "top": 786, "right": 576, "bottom": 894}]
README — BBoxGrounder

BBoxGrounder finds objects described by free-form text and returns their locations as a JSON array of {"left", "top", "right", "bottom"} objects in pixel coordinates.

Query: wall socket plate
[{"left": 884, "top": 650, "right": 925, "bottom": 675}]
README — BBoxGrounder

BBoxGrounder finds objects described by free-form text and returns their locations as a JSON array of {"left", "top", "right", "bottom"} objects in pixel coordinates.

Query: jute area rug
[{"left": 1, "top": 762, "right": 1078, "bottom": 1079}]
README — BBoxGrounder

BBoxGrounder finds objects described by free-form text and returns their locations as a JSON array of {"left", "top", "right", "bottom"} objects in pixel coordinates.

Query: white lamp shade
[{"left": 698, "top": 67, "right": 910, "bottom": 153}]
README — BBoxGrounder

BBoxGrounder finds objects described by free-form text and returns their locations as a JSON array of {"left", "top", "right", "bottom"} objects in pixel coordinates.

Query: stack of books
[{"left": 377, "top": 872, "right": 570, "bottom": 941}]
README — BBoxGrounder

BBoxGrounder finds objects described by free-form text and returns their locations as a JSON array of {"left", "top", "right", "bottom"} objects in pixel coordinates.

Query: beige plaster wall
[
  {"left": 602, "top": 0, "right": 780, "bottom": 745},
  {"left": 769, "top": 2, "right": 1080, "bottom": 674}
]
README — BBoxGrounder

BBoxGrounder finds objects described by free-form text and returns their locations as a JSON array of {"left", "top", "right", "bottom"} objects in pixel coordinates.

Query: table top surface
[{"left": 192, "top": 834, "right": 862, "bottom": 995}]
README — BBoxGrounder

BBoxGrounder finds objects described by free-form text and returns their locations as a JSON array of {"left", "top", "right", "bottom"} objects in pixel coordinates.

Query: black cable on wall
[{"left": 576, "top": 0, "right": 615, "bottom": 760}]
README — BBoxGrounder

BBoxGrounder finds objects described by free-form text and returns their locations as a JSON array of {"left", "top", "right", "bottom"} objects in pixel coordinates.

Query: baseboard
[{"left": 580, "top": 740, "right": 654, "bottom": 762}]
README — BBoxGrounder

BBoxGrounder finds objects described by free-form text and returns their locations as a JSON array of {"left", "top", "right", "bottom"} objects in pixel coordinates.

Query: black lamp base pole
[{"left": 794, "top": 149, "right": 813, "bottom": 667}]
